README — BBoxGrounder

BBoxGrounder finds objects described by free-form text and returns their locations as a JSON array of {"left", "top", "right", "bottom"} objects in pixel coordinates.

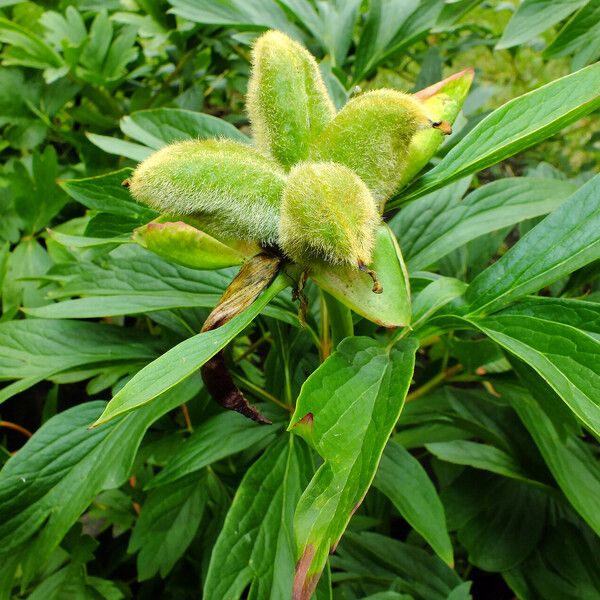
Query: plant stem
[
  {"left": 405, "top": 364, "right": 463, "bottom": 402},
  {"left": 0, "top": 420, "right": 33, "bottom": 438},
  {"left": 320, "top": 291, "right": 332, "bottom": 361},
  {"left": 322, "top": 291, "right": 354, "bottom": 350},
  {"left": 232, "top": 374, "right": 292, "bottom": 412}
]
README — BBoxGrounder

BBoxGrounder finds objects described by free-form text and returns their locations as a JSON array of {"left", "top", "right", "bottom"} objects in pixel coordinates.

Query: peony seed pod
[
  {"left": 397, "top": 68, "right": 474, "bottom": 189},
  {"left": 279, "top": 162, "right": 380, "bottom": 277},
  {"left": 309, "top": 90, "right": 439, "bottom": 210},
  {"left": 247, "top": 30, "right": 336, "bottom": 169},
  {"left": 128, "top": 139, "right": 287, "bottom": 244}
]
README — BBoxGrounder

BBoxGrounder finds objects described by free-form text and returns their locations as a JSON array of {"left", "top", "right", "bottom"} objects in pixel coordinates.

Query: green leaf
[
  {"left": 503, "top": 521, "right": 600, "bottom": 600},
  {"left": 0, "top": 17, "right": 64, "bottom": 71},
  {"left": 392, "top": 177, "right": 576, "bottom": 270},
  {"left": 289, "top": 337, "right": 418, "bottom": 598},
  {"left": 279, "top": 0, "right": 361, "bottom": 66},
  {"left": 0, "top": 319, "right": 163, "bottom": 404},
  {"left": 166, "top": 0, "right": 304, "bottom": 39},
  {"left": 147, "top": 409, "right": 279, "bottom": 488},
  {"left": 426, "top": 440, "right": 537, "bottom": 484},
  {"left": 0, "top": 378, "right": 201, "bottom": 579},
  {"left": 46, "top": 244, "right": 233, "bottom": 299},
  {"left": 497, "top": 297, "right": 600, "bottom": 339},
  {"left": 411, "top": 276, "right": 468, "bottom": 330},
  {"left": 86, "top": 132, "right": 153, "bottom": 161},
  {"left": 354, "top": 0, "right": 442, "bottom": 81},
  {"left": 545, "top": 0, "right": 600, "bottom": 66},
  {"left": 128, "top": 471, "right": 207, "bottom": 580},
  {"left": 466, "top": 174, "right": 600, "bottom": 315},
  {"left": 2, "top": 239, "right": 52, "bottom": 314},
  {"left": 204, "top": 435, "right": 312, "bottom": 600},
  {"left": 61, "top": 169, "right": 157, "bottom": 220},
  {"left": 473, "top": 313, "right": 600, "bottom": 436},
  {"left": 312, "top": 224, "right": 411, "bottom": 328},
  {"left": 24, "top": 293, "right": 222, "bottom": 319},
  {"left": 10, "top": 146, "right": 68, "bottom": 234},
  {"left": 456, "top": 477, "right": 547, "bottom": 571},
  {"left": 93, "top": 273, "right": 289, "bottom": 425},
  {"left": 335, "top": 531, "right": 464, "bottom": 600},
  {"left": 374, "top": 440, "right": 453, "bottom": 565},
  {"left": 499, "top": 383, "right": 600, "bottom": 537},
  {"left": 497, "top": 0, "right": 587, "bottom": 49},
  {"left": 391, "top": 64, "right": 600, "bottom": 206},
  {"left": 120, "top": 108, "right": 250, "bottom": 148}
]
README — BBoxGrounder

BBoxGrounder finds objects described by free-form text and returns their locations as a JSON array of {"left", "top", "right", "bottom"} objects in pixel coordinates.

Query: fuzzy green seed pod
[
  {"left": 396, "top": 68, "right": 474, "bottom": 190},
  {"left": 128, "top": 139, "right": 287, "bottom": 244},
  {"left": 247, "top": 30, "right": 336, "bottom": 169},
  {"left": 279, "top": 162, "right": 380, "bottom": 271},
  {"left": 310, "top": 90, "right": 436, "bottom": 210}
]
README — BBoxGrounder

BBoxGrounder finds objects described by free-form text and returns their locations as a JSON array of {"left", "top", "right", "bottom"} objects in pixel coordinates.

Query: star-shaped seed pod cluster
[{"left": 129, "top": 30, "right": 473, "bottom": 325}]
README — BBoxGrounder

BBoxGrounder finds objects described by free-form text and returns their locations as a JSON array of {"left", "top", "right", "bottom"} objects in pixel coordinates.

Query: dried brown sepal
[{"left": 200, "top": 252, "right": 283, "bottom": 424}]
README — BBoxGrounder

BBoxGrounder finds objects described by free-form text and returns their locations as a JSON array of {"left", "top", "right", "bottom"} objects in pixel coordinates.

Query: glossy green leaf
[
  {"left": 391, "top": 64, "right": 600, "bottom": 206},
  {"left": 132, "top": 219, "right": 245, "bottom": 270},
  {"left": 498, "top": 297, "right": 600, "bottom": 339},
  {"left": 2, "top": 238, "right": 52, "bottom": 314},
  {"left": 128, "top": 471, "right": 207, "bottom": 580},
  {"left": 0, "top": 378, "right": 201, "bottom": 579},
  {"left": 289, "top": 337, "right": 418, "bottom": 598},
  {"left": 24, "top": 293, "right": 222, "bottom": 319},
  {"left": 426, "top": 440, "right": 535, "bottom": 484},
  {"left": 353, "top": 0, "right": 442, "bottom": 81},
  {"left": 466, "top": 174, "right": 600, "bottom": 315},
  {"left": 335, "top": 531, "right": 465, "bottom": 600},
  {"left": 392, "top": 177, "right": 576, "bottom": 270},
  {"left": 454, "top": 477, "right": 546, "bottom": 571},
  {"left": 120, "top": 108, "right": 250, "bottom": 148},
  {"left": 86, "top": 132, "right": 152, "bottom": 161},
  {"left": 374, "top": 440, "right": 453, "bottom": 565},
  {"left": 473, "top": 313, "right": 600, "bottom": 436},
  {"left": 497, "top": 0, "right": 587, "bottom": 49},
  {"left": 166, "top": 0, "right": 304, "bottom": 39},
  {"left": 61, "top": 169, "right": 157, "bottom": 220},
  {"left": 278, "top": 0, "right": 361, "bottom": 66},
  {"left": 545, "top": 0, "right": 600, "bottom": 66},
  {"left": 503, "top": 521, "right": 600, "bottom": 599},
  {"left": 204, "top": 435, "right": 311, "bottom": 600},
  {"left": 93, "top": 273, "right": 289, "bottom": 425},
  {"left": 147, "top": 409, "right": 279, "bottom": 488},
  {"left": 312, "top": 224, "right": 411, "bottom": 327},
  {"left": 0, "top": 17, "right": 64, "bottom": 71},
  {"left": 411, "top": 276, "right": 468, "bottom": 331},
  {"left": 0, "top": 319, "right": 163, "bottom": 404},
  {"left": 46, "top": 230, "right": 132, "bottom": 248},
  {"left": 499, "top": 383, "right": 600, "bottom": 537}
]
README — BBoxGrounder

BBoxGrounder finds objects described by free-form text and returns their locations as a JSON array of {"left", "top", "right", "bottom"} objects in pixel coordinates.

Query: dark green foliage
[{"left": 0, "top": 2, "right": 599, "bottom": 599}]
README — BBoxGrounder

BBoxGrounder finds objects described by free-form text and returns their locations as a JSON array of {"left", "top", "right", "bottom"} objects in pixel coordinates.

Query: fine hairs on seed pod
[
  {"left": 279, "top": 162, "right": 380, "bottom": 269},
  {"left": 310, "top": 89, "right": 441, "bottom": 210},
  {"left": 128, "top": 138, "right": 287, "bottom": 244},
  {"left": 247, "top": 30, "right": 336, "bottom": 169}
]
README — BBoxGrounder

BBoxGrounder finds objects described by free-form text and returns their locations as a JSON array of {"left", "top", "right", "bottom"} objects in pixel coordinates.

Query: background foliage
[{"left": 0, "top": 1, "right": 599, "bottom": 599}]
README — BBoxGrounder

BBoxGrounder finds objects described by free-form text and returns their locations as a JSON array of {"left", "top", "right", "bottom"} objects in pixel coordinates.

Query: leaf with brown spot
[{"left": 288, "top": 337, "right": 418, "bottom": 597}]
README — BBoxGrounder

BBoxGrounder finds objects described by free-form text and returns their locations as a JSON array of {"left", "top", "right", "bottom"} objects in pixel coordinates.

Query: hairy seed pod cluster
[
  {"left": 129, "top": 139, "right": 286, "bottom": 244},
  {"left": 279, "top": 162, "right": 380, "bottom": 268},
  {"left": 129, "top": 30, "right": 468, "bottom": 282},
  {"left": 310, "top": 90, "right": 434, "bottom": 209},
  {"left": 247, "top": 30, "right": 336, "bottom": 169}
]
